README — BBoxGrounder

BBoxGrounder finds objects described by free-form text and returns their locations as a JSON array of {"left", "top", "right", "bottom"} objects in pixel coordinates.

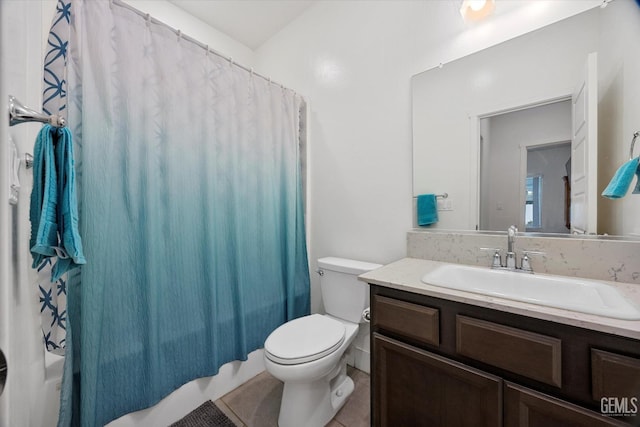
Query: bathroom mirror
[{"left": 412, "top": 0, "right": 640, "bottom": 236}]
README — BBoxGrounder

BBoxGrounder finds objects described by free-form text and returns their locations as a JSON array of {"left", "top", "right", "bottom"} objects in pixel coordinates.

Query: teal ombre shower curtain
[{"left": 58, "top": 1, "right": 310, "bottom": 425}]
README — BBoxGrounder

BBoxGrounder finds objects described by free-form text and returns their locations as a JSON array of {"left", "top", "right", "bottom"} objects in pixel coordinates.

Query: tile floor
[{"left": 213, "top": 367, "right": 370, "bottom": 427}]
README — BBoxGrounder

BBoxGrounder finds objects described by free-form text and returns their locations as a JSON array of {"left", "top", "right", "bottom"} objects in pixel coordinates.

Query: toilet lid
[{"left": 264, "top": 314, "right": 346, "bottom": 365}]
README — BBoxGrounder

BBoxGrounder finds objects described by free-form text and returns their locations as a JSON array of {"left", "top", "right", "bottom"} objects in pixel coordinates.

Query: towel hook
[{"left": 629, "top": 131, "right": 640, "bottom": 160}]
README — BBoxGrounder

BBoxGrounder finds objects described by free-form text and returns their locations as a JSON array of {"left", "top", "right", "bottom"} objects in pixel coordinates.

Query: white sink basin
[{"left": 421, "top": 264, "right": 640, "bottom": 320}]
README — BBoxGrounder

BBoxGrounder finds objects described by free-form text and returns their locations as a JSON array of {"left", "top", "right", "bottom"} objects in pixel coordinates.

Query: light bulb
[
  {"left": 460, "top": 0, "right": 495, "bottom": 21},
  {"left": 469, "top": 0, "right": 487, "bottom": 11}
]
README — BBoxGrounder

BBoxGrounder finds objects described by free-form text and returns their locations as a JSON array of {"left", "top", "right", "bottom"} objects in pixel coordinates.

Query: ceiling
[
  {"left": 167, "top": 1, "right": 590, "bottom": 52},
  {"left": 168, "top": 0, "right": 317, "bottom": 50}
]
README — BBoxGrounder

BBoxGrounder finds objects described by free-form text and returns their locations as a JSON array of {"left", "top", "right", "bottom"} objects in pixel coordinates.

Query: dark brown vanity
[{"left": 369, "top": 285, "right": 640, "bottom": 427}]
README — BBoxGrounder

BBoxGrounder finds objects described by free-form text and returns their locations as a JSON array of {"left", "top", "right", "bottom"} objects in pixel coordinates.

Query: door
[
  {"left": 570, "top": 52, "right": 598, "bottom": 234},
  {"left": 373, "top": 333, "right": 502, "bottom": 427}
]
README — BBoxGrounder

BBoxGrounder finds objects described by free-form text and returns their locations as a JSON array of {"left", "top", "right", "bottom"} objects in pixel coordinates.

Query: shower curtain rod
[{"left": 112, "top": 0, "right": 296, "bottom": 94}]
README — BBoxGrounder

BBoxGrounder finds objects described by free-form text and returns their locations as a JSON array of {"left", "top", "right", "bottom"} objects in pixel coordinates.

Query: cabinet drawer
[
  {"left": 456, "top": 315, "right": 562, "bottom": 387},
  {"left": 372, "top": 295, "right": 439, "bottom": 347},
  {"left": 592, "top": 349, "right": 640, "bottom": 401},
  {"left": 504, "top": 382, "right": 627, "bottom": 426}
]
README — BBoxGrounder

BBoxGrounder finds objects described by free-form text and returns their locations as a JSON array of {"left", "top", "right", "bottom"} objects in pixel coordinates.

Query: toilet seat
[{"left": 265, "top": 314, "right": 346, "bottom": 365}]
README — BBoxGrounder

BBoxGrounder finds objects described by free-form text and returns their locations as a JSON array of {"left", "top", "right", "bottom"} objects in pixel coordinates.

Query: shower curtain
[
  {"left": 38, "top": 0, "right": 72, "bottom": 355},
  {"left": 58, "top": 1, "right": 310, "bottom": 425}
]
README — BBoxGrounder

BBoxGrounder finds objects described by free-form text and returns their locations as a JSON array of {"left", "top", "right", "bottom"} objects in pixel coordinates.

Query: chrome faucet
[
  {"left": 480, "top": 225, "right": 545, "bottom": 273},
  {"left": 505, "top": 225, "right": 518, "bottom": 269},
  {"left": 507, "top": 225, "right": 517, "bottom": 253}
]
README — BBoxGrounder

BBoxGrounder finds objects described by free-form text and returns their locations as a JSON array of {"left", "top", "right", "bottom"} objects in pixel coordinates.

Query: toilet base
[{"left": 277, "top": 361, "right": 355, "bottom": 427}]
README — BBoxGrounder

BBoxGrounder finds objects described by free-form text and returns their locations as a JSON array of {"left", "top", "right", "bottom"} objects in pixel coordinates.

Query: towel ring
[{"left": 630, "top": 131, "right": 640, "bottom": 160}]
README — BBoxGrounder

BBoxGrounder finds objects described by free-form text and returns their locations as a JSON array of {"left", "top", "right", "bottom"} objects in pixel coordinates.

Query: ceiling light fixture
[{"left": 460, "top": 0, "right": 496, "bottom": 21}]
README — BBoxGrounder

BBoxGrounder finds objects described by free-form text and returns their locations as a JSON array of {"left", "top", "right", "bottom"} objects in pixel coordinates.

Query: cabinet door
[
  {"left": 373, "top": 333, "right": 502, "bottom": 427},
  {"left": 504, "top": 382, "right": 627, "bottom": 427}
]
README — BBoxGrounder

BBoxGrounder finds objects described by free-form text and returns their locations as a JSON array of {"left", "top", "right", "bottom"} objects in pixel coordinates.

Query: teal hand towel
[
  {"left": 417, "top": 194, "right": 438, "bottom": 226},
  {"left": 633, "top": 162, "right": 640, "bottom": 194},
  {"left": 30, "top": 125, "right": 85, "bottom": 281},
  {"left": 30, "top": 126, "right": 59, "bottom": 267},
  {"left": 601, "top": 157, "right": 640, "bottom": 199}
]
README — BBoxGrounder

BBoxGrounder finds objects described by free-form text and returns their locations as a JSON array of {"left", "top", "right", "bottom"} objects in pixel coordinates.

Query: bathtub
[
  {"left": 31, "top": 351, "right": 66, "bottom": 427},
  {"left": 41, "top": 349, "right": 264, "bottom": 426},
  {"left": 107, "top": 349, "right": 265, "bottom": 427}
]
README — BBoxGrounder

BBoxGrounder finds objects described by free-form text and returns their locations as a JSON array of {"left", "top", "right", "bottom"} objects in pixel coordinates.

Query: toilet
[{"left": 263, "top": 257, "right": 381, "bottom": 427}]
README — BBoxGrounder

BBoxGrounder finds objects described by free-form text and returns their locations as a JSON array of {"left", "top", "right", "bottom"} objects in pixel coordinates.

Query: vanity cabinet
[{"left": 370, "top": 285, "right": 639, "bottom": 427}]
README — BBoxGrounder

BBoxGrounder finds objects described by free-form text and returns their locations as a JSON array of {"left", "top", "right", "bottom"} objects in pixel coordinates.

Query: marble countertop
[{"left": 359, "top": 257, "right": 640, "bottom": 340}]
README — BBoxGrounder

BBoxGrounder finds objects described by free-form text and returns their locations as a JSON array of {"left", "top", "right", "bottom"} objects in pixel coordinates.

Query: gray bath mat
[{"left": 170, "top": 400, "right": 239, "bottom": 427}]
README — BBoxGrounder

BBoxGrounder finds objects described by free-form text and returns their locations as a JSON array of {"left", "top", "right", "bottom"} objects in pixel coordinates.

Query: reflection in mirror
[
  {"left": 525, "top": 174, "right": 542, "bottom": 230},
  {"left": 478, "top": 100, "right": 573, "bottom": 233},
  {"left": 525, "top": 144, "right": 571, "bottom": 233},
  {"left": 412, "top": 0, "right": 640, "bottom": 236}
]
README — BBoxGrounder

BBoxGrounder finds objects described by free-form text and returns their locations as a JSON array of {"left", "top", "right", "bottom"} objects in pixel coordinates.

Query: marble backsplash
[{"left": 407, "top": 230, "right": 640, "bottom": 285}]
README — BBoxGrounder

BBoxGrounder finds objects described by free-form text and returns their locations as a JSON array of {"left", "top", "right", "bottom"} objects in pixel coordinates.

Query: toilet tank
[{"left": 318, "top": 257, "right": 382, "bottom": 323}]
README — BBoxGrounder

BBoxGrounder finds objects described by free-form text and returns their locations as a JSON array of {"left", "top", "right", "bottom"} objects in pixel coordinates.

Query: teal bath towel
[
  {"left": 601, "top": 157, "right": 640, "bottom": 199},
  {"left": 417, "top": 194, "right": 438, "bottom": 226},
  {"left": 30, "top": 125, "right": 86, "bottom": 281}
]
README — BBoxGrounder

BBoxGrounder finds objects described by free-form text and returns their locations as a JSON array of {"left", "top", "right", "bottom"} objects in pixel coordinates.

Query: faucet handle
[
  {"left": 520, "top": 250, "right": 545, "bottom": 273},
  {"left": 480, "top": 247, "right": 502, "bottom": 269}
]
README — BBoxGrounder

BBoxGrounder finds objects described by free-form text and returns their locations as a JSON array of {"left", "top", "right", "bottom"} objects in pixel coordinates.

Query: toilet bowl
[{"left": 263, "top": 257, "right": 381, "bottom": 427}]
